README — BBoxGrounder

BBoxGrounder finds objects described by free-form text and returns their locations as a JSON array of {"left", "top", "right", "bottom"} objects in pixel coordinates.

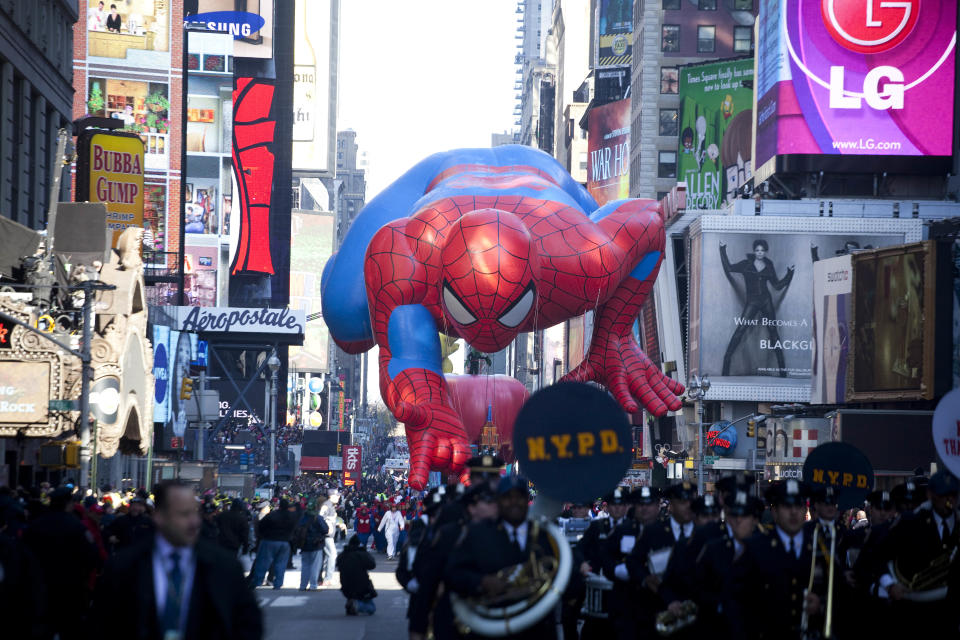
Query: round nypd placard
[
  {"left": 513, "top": 382, "right": 632, "bottom": 503},
  {"left": 933, "top": 388, "right": 960, "bottom": 478}
]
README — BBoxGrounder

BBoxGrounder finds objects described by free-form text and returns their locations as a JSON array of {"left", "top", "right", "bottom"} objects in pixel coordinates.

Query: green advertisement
[{"left": 677, "top": 58, "right": 754, "bottom": 210}]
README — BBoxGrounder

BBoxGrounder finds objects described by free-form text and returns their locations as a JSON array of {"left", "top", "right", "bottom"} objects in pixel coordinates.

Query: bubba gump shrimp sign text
[{"left": 86, "top": 132, "right": 144, "bottom": 247}]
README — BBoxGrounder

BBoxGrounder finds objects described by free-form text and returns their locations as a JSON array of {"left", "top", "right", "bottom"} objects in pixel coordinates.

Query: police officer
[
  {"left": 466, "top": 454, "right": 506, "bottom": 492},
  {"left": 577, "top": 487, "right": 627, "bottom": 639},
  {"left": 557, "top": 500, "right": 592, "bottom": 640},
  {"left": 445, "top": 475, "right": 558, "bottom": 639},
  {"left": 739, "top": 479, "right": 826, "bottom": 640},
  {"left": 877, "top": 470, "right": 959, "bottom": 636},
  {"left": 850, "top": 489, "right": 897, "bottom": 636},
  {"left": 602, "top": 486, "right": 661, "bottom": 640},
  {"left": 624, "top": 481, "right": 697, "bottom": 637},
  {"left": 694, "top": 489, "right": 763, "bottom": 639}
]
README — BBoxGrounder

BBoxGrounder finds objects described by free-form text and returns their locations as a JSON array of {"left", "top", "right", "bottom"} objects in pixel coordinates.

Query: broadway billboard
[
  {"left": 586, "top": 98, "right": 630, "bottom": 206},
  {"left": 678, "top": 58, "right": 754, "bottom": 210},
  {"left": 687, "top": 215, "right": 921, "bottom": 401}
]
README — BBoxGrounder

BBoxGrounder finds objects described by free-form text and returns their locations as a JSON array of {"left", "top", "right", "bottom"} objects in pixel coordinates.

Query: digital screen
[{"left": 754, "top": 0, "right": 956, "bottom": 176}]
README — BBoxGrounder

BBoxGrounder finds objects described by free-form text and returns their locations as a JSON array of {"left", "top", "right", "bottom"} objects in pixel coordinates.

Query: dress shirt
[
  {"left": 503, "top": 521, "right": 529, "bottom": 552},
  {"left": 933, "top": 511, "right": 955, "bottom": 539},
  {"left": 153, "top": 535, "right": 196, "bottom": 633},
  {"left": 776, "top": 526, "right": 803, "bottom": 560},
  {"left": 669, "top": 517, "right": 694, "bottom": 542}
]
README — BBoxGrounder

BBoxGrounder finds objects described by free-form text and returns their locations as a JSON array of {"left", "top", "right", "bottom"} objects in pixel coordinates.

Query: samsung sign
[
  {"left": 172, "top": 307, "right": 306, "bottom": 335},
  {"left": 184, "top": 11, "right": 265, "bottom": 39}
]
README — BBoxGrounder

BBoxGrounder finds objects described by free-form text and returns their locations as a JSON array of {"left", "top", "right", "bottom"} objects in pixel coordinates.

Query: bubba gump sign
[{"left": 78, "top": 131, "right": 145, "bottom": 248}]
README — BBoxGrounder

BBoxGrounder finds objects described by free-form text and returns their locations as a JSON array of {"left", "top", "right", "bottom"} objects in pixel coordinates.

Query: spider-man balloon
[{"left": 321, "top": 145, "right": 684, "bottom": 490}]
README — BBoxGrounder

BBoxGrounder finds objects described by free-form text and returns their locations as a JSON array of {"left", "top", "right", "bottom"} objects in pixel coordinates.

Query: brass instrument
[
  {"left": 800, "top": 524, "right": 818, "bottom": 638},
  {"left": 801, "top": 523, "right": 837, "bottom": 640},
  {"left": 889, "top": 547, "right": 956, "bottom": 602},
  {"left": 655, "top": 600, "right": 699, "bottom": 636},
  {"left": 451, "top": 518, "right": 572, "bottom": 637},
  {"left": 825, "top": 522, "right": 836, "bottom": 639}
]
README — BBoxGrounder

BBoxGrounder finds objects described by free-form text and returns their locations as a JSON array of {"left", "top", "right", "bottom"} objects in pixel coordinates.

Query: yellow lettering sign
[
  {"left": 550, "top": 434, "right": 573, "bottom": 459},
  {"left": 857, "top": 474, "right": 868, "bottom": 488},
  {"left": 600, "top": 430, "right": 622, "bottom": 453},
  {"left": 812, "top": 468, "right": 824, "bottom": 483},
  {"left": 578, "top": 432, "right": 595, "bottom": 456},
  {"left": 527, "top": 437, "right": 550, "bottom": 461}
]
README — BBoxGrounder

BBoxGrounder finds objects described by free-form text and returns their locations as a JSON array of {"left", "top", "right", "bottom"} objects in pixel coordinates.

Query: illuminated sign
[
  {"left": 344, "top": 445, "right": 361, "bottom": 473},
  {"left": 0, "top": 362, "right": 50, "bottom": 424},
  {"left": 754, "top": 0, "right": 955, "bottom": 180},
  {"left": 84, "top": 132, "right": 145, "bottom": 247},
  {"left": 586, "top": 99, "right": 630, "bottom": 206},
  {"left": 184, "top": 11, "right": 265, "bottom": 39},
  {"left": 173, "top": 306, "right": 305, "bottom": 334}
]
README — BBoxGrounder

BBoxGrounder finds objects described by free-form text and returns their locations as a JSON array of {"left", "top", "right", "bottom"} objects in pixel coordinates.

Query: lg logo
[
  {"left": 820, "top": 0, "right": 921, "bottom": 110},
  {"left": 822, "top": 0, "right": 920, "bottom": 54}
]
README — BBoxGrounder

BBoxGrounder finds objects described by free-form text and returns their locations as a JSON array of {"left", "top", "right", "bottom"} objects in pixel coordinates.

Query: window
[
  {"left": 661, "top": 25, "right": 680, "bottom": 52},
  {"left": 660, "top": 67, "right": 679, "bottom": 94},
  {"left": 698, "top": 0, "right": 717, "bottom": 9},
  {"left": 579, "top": 152, "right": 588, "bottom": 172},
  {"left": 658, "top": 151, "right": 677, "bottom": 178},
  {"left": 697, "top": 25, "right": 716, "bottom": 52},
  {"left": 734, "top": 25, "right": 753, "bottom": 52},
  {"left": 659, "top": 109, "right": 679, "bottom": 137},
  {"left": 662, "top": 0, "right": 680, "bottom": 8},
  {"left": 734, "top": 0, "right": 753, "bottom": 9},
  {"left": 657, "top": 191, "right": 669, "bottom": 201}
]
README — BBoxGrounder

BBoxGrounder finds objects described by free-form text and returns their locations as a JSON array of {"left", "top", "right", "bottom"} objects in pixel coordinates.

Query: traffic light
[
  {"left": 746, "top": 419, "right": 755, "bottom": 438},
  {"left": 337, "top": 443, "right": 342, "bottom": 454},
  {"left": 180, "top": 376, "right": 194, "bottom": 401}
]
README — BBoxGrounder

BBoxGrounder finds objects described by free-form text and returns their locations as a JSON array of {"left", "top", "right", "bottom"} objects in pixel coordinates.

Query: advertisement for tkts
[
  {"left": 586, "top": 99, "right": 630, "bottom": 206},
  {"left": 678, "top": 58, "right": 754, "bottom": 210},
  {"left": 754, "top": 0, "right": 956, "bottom": 180},
  {"left": 687, "top": 216, "right": 921, "bottom": 399}
]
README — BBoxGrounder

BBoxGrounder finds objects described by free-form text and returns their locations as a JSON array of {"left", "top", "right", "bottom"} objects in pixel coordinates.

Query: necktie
[
  {"left": 162, "top": 552, "right": 184, "bottom": 634},
  {"left": 512, "top": 530, "right": 523, "bottom": 554},
  {"left": 943, "top": 520, "right": 950, "bottom": 542},
  {"left": 788, "top": 536, "right": 795, "bottom": 559},
  {"left": 677, "top": 525, "right": 688, "bottom": 545}
]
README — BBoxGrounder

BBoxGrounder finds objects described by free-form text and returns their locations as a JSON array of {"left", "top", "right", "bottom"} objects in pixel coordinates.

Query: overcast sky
[{"left": 337, "top": 0, "right": 519, "bottom": 199}]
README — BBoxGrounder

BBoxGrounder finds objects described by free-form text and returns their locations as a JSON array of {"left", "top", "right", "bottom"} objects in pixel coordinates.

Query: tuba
[
  {"left": 451, "top": 518, "right": 573, "bottom": 637},
  {"left": 656, "top": 601, "right": 699, "bottom": 636},
  {"left": 888, "top": 547, "right": 956, "bottom": 602}
]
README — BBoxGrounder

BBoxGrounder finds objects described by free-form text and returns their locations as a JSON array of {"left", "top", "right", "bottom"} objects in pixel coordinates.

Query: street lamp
[
  {"left": 267, "top": 352, "right": 281, "bottom": 488},
  {"left": 687, "top": 373, "right": 710, "bottom": 496}
]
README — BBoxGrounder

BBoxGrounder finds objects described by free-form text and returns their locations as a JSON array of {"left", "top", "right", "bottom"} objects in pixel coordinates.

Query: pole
[
  {"left": 270, "top": 368, "right": 278, "bottom": 487},
  {"left": 145, "top": 428, "right": 154, "bottom": 489},
  {"left": 696, "top": 396, "right": 704, "bottom": 496},
  {"left": 198, "top": 369, "right": 206, "bottom": 460},
  {"left": 79, "top": 283, "right": 94, "bottom": 492}
]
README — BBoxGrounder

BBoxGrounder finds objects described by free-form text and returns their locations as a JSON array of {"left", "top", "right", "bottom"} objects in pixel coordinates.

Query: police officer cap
[
  {"left": 665, "top": 481, "right": 697, "bottom": 501},
  {"left": 727, "top": 489, "right": 764, "bottom": 517},
  {"left": 603, "top": 486, "right": 629, "bottom": 505},
  {"left": 891, "top": 480, "right": 922, "bottom": 507},
  {"left": 716, "top": 473, "right": 756, "bottom": 500},
  {"left": 465, "top": 483, "right": 498, "bottom": 505},
  {"left": 628, "top": 486, "right": 660, "bottom": 505},
  {"left": 810, "top": 485, "right": 839, "bottom": 505},
  {"left": 497, "top": 475, "right": 530, "bottom": 497},
  {"left": 692, "top": 494, "right": 720, "bottom": 516},
  {"left": 865, "top": 490, "right": 894, "bottom": 510},
  {"left": 929, "top": 471, "right": 960, "bottom": 496},
  {"left": 467, "top": 454, "right": 505, "bottom": 473},
  {"left": 766, "top": 479, "right": 808, "bottom": 506}
]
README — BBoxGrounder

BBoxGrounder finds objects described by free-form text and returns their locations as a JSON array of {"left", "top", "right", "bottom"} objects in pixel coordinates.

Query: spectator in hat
[
  {"left": 105, "top": 494, "right": 155, "bottom": 551},
  {"left": 200, "top": 502, "right": 220, "bottom": 544},
  {"left": 91, "top": 479, "right": 262, "bottom": 640},
  {"left": 22, "top": 487, "right": 100, "bottom": 640},
  {"left": 216, "top": 499, "right": 250, "bottom": 557}
]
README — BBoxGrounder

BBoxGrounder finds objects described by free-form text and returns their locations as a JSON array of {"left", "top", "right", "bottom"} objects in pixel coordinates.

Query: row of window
[
  {"left": 662, "top": 24, "right": 753, "bottom": 53},
  {"left": 663, "top": 0, "right": 753, "bottom": 10}
]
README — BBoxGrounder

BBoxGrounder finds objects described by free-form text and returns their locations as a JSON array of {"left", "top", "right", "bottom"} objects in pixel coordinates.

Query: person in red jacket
[{"left": 355, "top": 503, "right": 372, "bottom": 549}]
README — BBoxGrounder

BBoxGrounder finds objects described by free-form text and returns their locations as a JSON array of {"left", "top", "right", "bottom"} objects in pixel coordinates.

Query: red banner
[{"left": 344, "top": 445, "right": 361, "bottom": 473}]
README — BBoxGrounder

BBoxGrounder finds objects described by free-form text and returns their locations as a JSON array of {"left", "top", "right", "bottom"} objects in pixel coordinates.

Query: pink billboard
[{"left": 754, "top": 0, "right": 956, "bottom": 178}]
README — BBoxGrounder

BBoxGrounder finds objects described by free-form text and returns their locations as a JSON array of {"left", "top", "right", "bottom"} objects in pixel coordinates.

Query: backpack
[{"left": 294, "top": 514, "right": 329, "bottom": 549}]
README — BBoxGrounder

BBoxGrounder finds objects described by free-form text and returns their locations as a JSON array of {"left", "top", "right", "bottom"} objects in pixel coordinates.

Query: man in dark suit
[
  {"left": 445, "top": 475, "right": 560, "bottom": 639},
  {"left": 91, "top": 479, "right": 263, "bottom": 640}
]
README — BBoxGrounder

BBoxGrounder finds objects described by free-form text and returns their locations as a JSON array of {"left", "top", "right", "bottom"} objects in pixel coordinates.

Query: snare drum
[{"left": 581, "top": 574, "right": 613, "bottom": 618}]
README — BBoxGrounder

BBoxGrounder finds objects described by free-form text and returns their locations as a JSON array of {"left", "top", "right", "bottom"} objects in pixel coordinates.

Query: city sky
[{"left": 338, "top": 0, "right": 520, "bottom": 200}]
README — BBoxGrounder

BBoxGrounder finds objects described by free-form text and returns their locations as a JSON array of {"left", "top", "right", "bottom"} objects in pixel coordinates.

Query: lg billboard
[{"left": 753, "top": 0, "right": 956, "bottom": 182}]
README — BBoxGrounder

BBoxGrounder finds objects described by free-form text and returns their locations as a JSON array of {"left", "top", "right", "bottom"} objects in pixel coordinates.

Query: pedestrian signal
[
  {"left": 746, "top": 419, "right": 755, "bottom": 438},
  {"left": 180, "top": 376, "right": 194, "bottom": 401}
]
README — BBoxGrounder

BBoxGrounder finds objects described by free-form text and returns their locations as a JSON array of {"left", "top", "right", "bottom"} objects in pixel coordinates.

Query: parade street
[{"left": 260, "top": 553, "right": 406, "bottom": 639}]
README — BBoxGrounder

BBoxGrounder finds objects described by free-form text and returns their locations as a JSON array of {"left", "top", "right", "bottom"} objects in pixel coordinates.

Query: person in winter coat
[
  {"left": 294, "top": 507, "right": 329, "bottom": 591},
  {"left": 217, "top": 499, "right": 250, "bottom": 556},
  {"left": 355, "top": 503, "right": 373, "bottom": 548},
  {"left": 338, "top": 535, "right": 377, "bottom": 615},
  {"left": 378, "top": 503, "right": 406, "bottom": 560}
]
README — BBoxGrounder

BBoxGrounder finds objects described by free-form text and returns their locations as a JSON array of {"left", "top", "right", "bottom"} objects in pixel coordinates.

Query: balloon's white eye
[
  {"left": 443, "top": 283, "right": 477, "bottom": 326},
  {"left": 498, "top": 286, "right": 535, "bottom": 328}
]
